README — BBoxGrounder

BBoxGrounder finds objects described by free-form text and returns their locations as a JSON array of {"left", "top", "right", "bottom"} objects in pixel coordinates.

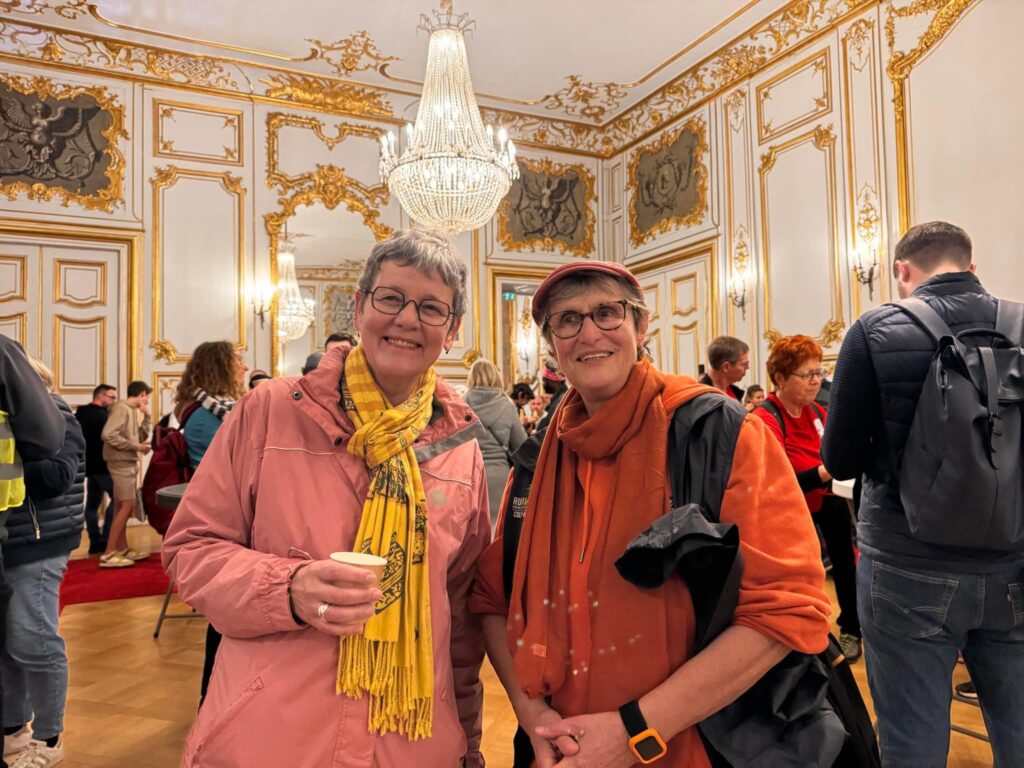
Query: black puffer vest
[
  {"left": 859, "top": 272, "right": 1022, "bottom": 568},
  {"left": 3, "top": 395, "right": 86, "bottom": 568}
]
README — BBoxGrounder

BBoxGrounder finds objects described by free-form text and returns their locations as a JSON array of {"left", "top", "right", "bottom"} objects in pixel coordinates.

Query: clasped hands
[
  {"left": 289, "top": 559, "right": 383, "bottom": 636},
  {"left": 522, "top": 704, "right": 636, "bottom": 768}
]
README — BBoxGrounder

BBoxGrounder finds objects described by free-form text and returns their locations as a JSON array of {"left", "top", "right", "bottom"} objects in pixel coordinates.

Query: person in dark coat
[
  {"left": 1, "top": 358, "right": 84, "bottom": 767},
  {"left": 74, "top": 384, "right": 117, "bottom": 555},
  {"left": 0, "top": 338, "right": 65, "bottom": 767}
]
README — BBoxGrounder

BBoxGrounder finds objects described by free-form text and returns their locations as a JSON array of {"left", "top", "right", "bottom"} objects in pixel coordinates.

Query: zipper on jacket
[{"left": 29, "top": 498, "right": 40, "bottom": 540}]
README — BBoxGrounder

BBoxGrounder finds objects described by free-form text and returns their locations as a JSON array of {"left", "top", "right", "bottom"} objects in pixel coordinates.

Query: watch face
[{"left": 636, "top": 735, "right": 665, "bottom": 761}]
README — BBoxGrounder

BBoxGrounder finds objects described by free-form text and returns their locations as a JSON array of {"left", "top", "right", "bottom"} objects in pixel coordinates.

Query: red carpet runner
[{"left": 59, "top": 554, "right": 171, "bottom": 611}]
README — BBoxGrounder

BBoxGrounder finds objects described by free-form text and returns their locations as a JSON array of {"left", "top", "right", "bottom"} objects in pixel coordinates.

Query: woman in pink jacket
[{"left": 163, "top": 228, "right": 491, "bottom": 768}]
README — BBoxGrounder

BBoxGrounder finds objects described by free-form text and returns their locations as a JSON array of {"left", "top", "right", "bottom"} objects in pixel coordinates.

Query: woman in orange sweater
[{"left": 469, "top": 261, "right": 833, "bottom": 768}]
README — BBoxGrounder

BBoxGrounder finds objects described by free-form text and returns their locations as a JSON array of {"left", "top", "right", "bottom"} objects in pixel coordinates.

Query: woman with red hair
[{"left": 755, "top": 334, "right": 862, "bottom": 662}]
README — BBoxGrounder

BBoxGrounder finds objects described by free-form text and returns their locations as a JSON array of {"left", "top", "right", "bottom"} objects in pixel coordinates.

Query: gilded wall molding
[
  {"left": 482, "top": 0, "right": 875, "bottom": 156},
  {"left": 53, "top": 257, "right": 105, "bottom": 307},
  {"left": 0, "top": 312, "right": 27, "bottom": 346},
  {"left": 0, "top": 253, "right": 27, "bottom": 300},
  {"left": 150, "top": 165, "right": 246, "bottom": 364},
  {"left": 627, "top": 115, "right": 709, "bottom": 248},
  {"left": 759, "top": 124, "right": 844, "bottom": 348},
  {"left": 266, "top": 112, "right": 384, "bottom": 193},
  {"left": 630, "top": 237, "right": 720, "bottom": 340},
  {"left": 0, "top": 218, "right": 142, "bottom": 380},
  {"left": 886, "top": 0, "right": 978, "bottom": 233},
  {"left": 265, "top": 111, "right": 394, "bottom": 374},
  {"left": 842, "top": 16, "right": 887, "bottom": 315},
  {"left": 153, "top": 99, "right": 244, "bottom": 166},
  {"left": 496, "top": 157, "right": 596, "bottom": 258},
  {"left": 755, "top": 48, "right": 832, "bottom": 144},
  {"left": 52, "top": 312, "right": 105, "bottom": 394},
  {"left": 1, "top": 1, "right": 875, "bottom": 158},
  {"left": 0, "top": 72, "right": 126, "bottom": 211},
  {"left": 150, "top": 370, "right": 181, "bottom": 425}
]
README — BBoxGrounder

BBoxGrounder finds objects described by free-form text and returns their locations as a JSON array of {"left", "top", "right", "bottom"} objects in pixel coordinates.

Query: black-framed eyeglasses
[
  {"left": 367, "top": 286, "right": 455, "bottom": 327},
  {"left": 545, "top": 300, "right": 631, "bottom": 340},
  {"left": 790, "top": 369, "right": 826, "bottom": 381}
]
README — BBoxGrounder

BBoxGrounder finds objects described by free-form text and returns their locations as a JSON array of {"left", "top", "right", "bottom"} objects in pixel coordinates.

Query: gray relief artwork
[
  {"left": 0, "top": 84, "right": 112, "bottom": 195},
  {"left": 633, "top": 125, "right": 703, "bottom": 237}
]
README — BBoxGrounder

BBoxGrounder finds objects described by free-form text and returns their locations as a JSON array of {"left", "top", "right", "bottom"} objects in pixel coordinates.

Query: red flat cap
[{"left": 531, "top": 261, "right": 641, "bottom": 325}]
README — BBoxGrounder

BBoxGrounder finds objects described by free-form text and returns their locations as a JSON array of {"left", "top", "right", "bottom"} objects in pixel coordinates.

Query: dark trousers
[
  {"left": 817, "top": 494, "right": 861, "bottom": 637},
  {"left": 1, "top": 555, "right": 11, "bottom": 768},
  {"left": 199, "top": 624, "right": 222, "bottom": 706},
  {"left": 83, "top": 474, "right": 114, "bottom": 547}
]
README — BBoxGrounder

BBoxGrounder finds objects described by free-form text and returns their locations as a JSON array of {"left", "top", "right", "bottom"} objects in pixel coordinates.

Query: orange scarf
[{"left": 506, "top": 360, "right": 712, "bottom": 711}]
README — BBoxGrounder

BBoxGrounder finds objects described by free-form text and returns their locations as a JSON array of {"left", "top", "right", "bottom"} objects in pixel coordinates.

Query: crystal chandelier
[
  {"left": 379, "top": 0, "right": 519, "bottom": 235},
  {"left": 276, "top": 237, "right": 315, "bottom": 343}
]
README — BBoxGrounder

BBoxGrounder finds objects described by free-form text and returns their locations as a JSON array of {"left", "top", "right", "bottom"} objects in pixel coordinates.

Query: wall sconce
[
  {"left": 728, "top": 270, "right": 750, "bottom": 320},
  {"left": 852, "top": 244, "right": 879, "bottom": 300},
  {"left": 247, "top": 281, "right": 276, "bottom": 329}
]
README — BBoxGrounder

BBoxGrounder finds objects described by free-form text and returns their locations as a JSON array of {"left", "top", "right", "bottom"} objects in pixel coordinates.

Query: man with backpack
[{"left": 823, "top": 221, "right": 1024, "bottom": 766}]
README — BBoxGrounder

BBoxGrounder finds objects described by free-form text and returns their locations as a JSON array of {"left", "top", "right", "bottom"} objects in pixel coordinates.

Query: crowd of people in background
[{"left": 1, "top": 219, "right": 1021, "bottom": 767}]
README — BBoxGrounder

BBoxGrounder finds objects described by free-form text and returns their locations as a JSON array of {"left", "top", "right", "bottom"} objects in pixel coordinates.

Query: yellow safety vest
[{"left": 0, "top": 410, "right": 25, "bottom": 512}]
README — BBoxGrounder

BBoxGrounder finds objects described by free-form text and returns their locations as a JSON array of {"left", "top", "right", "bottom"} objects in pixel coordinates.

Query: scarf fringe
[{"left": 338, "top": 636, "right": 433, "bottom": 740}]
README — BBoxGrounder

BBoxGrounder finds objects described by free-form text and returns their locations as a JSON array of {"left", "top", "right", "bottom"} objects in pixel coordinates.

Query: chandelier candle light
[
  {"left": 276, "top": 237, "right": 315, "bottom": 343},
  {"left": 379, "top": 0, "right": 519, "bottom": 235}
]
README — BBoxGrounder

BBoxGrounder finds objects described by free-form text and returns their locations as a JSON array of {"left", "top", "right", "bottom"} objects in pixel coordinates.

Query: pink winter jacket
[{"left": 162, "top": 347, "right": 492, "bottom": 768}]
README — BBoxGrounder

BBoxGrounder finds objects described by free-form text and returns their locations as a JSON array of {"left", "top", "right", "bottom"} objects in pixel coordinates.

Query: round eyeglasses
[
  {"left": 368, "top": 286, "right": 455, "bottom": 327},
  {"left": 544, "top": 300, "right": 631, "bottom": 340}
]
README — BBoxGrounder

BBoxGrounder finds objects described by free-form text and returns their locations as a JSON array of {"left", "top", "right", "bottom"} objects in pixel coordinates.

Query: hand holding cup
[{"left": 289, "top": 554, "right": 386, "bottom": 636}]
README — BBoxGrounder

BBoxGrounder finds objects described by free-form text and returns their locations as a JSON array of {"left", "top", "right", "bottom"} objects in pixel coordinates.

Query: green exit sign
[{"left": 502, "top": 291, "right": 517, "bottom": 301}]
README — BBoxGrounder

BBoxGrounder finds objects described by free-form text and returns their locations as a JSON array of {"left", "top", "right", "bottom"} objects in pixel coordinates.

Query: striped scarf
[
  {"left": 337, "top": 345, "right": 436, "bottom": 739},
  {"left": 194, "top": 389, "right": 235, "bottom": 419}
]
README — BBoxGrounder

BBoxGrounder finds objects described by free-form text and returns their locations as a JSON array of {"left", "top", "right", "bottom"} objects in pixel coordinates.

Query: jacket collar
[
  {"left": 913, "top": 270, "right": 985, "bottom": 297},
  {"left": 292, "top": 344, "right": 478, "bottom": 447}
]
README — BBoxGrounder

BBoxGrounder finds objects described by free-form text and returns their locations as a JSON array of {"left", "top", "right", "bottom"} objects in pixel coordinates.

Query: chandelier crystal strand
[
  {"left": 276, "top": 242, "right": 315, "bottom": 342},
  {"left": 379, "top": 4, "right": 518, "bottom": 235}
]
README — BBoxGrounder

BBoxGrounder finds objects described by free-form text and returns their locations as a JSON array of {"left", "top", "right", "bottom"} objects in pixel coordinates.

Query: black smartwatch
[{"left": 618, "top": 699, "right": 668, "bottom": 764}]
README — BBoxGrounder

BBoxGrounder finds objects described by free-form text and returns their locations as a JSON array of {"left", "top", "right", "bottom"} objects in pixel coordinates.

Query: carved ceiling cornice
[{"left": 0, "top": 0, "right": 973, "bottom": 158}]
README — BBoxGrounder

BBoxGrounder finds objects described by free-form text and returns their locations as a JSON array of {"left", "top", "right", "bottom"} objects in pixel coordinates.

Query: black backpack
[
  {"left": 896, "top": 298, "right": 1024, "bottom": 550},
  {"left": 502, "top": 394, "right": 880, "bottom": 768}
]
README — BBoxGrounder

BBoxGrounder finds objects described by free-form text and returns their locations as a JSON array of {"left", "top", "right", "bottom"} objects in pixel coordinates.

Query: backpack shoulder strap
[
  {"left": 995, "top": 299, "right": 1024, "bottom": 344},
  {"left": 501, "top": 427, "right": 546, "bottom": 601},
  {"left": 810, "top": 401, "right": 826, "bottom": 421},
  {"left": 897, "top": 297, "right": 954, "bottom": 343},
  {"left": 179, "top": 400, "right": 201, "bottom": 428},
  {"left": 755, "top": 398, "right": 786, "bottom": 440}
]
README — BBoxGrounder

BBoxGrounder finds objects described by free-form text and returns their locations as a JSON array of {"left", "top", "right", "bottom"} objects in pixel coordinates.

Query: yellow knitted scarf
[{"left": 338, "top": 345, "right": 435, "bottom": 739}]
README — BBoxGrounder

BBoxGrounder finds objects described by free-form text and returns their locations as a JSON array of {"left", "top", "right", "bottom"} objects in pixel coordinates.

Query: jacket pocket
[
  {"left": 184, "top": 675, "right": 264, "bottom": 765},
  {"left": 870, "top": 561, "right": 958, "bottom": 639}
]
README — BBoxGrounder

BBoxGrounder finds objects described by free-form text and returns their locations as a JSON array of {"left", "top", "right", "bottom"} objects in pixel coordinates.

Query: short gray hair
[
  {"left": 357, "top": 228, "right": 468, "bottom": 318},
  {"left": 536, "top": 272, "right": 649, "bottom": 348}
]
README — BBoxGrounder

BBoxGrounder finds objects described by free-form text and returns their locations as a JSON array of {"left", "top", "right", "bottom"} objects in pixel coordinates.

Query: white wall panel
[
  {"left": 758, "top": 125, "right": 844, "bottom": 349},
  {"left": 151, "top": 167, "right": 245, "bottom": 361},
  {"left": 898, "top": 0, "right": 1024, "bottom": 301}
]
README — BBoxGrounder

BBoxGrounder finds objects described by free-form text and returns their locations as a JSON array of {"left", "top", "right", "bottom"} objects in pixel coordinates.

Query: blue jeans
[
  {"left": 84, "top": 473, "right": 113, "bottom": 547},
  {"left": 858, "top": 551, "right": 1024, "bottom": 767},
  {"left": 0, "top": 555, "right": 70, "bottom": 741}
]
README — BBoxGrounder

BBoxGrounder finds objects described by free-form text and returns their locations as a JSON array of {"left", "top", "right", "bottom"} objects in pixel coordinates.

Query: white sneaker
[
  {"left": 3, "top": 723, "right": 31, "bottom": 758},
  {"left": 9, "top": 736, "right": 63, "bottom": 768}
]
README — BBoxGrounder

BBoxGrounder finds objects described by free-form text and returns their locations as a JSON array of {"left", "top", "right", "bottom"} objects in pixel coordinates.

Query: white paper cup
[{"left": 330, "top": 551, "right": 387, "bottom": 582}]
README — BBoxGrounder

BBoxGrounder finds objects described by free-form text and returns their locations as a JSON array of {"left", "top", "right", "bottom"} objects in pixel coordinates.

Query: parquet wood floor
[{"left": 53, "top": 526, "right": 994, "bottom": 767}]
